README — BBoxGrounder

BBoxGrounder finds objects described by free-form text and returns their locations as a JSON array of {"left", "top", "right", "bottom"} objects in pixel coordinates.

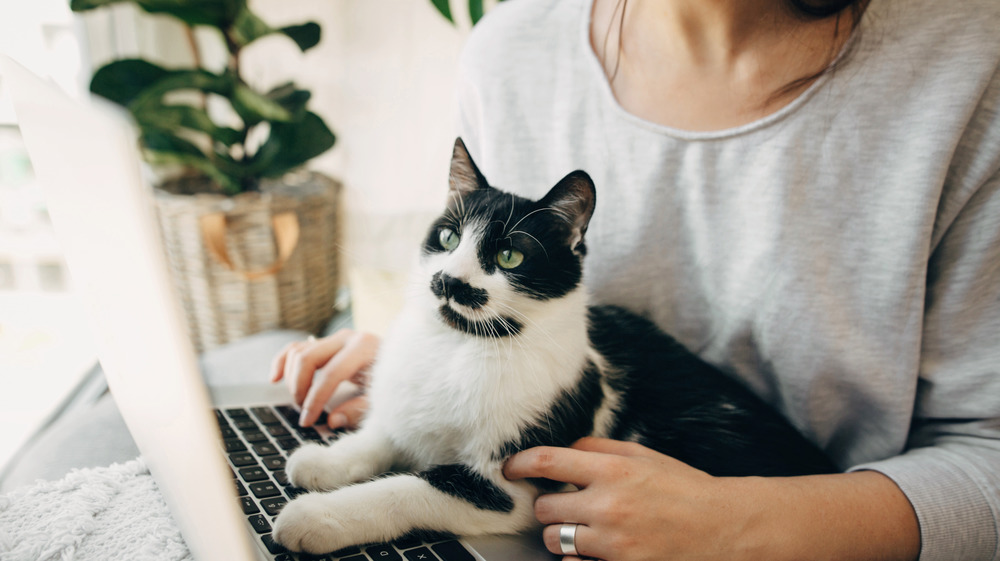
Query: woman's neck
[{"left": 591, "top": 0, "right": 857, "bottom": 131}]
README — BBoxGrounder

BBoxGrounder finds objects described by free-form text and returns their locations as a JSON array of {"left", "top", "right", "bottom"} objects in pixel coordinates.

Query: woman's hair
[{"left": 602, "top": 0, "right": 871, "bottom": 106}]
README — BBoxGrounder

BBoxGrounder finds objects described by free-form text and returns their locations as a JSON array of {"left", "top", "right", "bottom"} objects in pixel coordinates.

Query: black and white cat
[{"left": 272, "top": 138, "right": 837, "bottom": 553}]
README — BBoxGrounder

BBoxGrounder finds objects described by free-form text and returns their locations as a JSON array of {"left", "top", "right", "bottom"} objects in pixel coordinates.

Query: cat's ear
[
  {"left": 449, "top": 137, "right": 488, "bottom": 198},
  {"left": 539, "top": 170, "right": 596, "bottom": 255}
]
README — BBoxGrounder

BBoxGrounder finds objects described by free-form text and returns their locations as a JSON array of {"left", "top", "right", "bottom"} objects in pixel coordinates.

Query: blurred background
[{"left": 0, "top": 0, "right": 481, "bottom": 471}]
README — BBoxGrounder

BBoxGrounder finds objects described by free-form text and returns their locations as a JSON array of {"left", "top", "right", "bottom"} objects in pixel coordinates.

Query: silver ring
[{"left": 558, "top": 523, "right": 579, "bottom": 556}]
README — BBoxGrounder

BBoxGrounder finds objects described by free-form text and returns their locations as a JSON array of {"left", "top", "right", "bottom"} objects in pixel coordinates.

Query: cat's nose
[
  {"left": 441, "top": 273, "right": 464, "bottom": 298},
  {"left": 432, "top": 272, "right": 488, "bottom": 309}
]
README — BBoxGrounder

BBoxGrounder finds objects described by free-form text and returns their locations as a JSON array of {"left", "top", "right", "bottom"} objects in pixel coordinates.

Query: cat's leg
[
  {"left": 286, "top": 427, "right": 397, "bottom": 492},
  {"left": 273, "top": 463, "right": 538, "bottom": 554}
]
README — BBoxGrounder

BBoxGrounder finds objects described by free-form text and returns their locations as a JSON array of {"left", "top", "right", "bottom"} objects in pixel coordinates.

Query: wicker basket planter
[{"left": 155, "top": 171, "right": 341, "bottom": 351}]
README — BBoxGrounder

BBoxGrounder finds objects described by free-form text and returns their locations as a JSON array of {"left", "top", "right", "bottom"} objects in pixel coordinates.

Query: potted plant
[{"left": 71, "top": 0, "right": 342, "bottom": 350}]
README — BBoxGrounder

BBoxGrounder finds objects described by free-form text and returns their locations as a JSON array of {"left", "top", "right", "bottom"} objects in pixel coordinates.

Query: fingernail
[
  {"left": 298, "top": 411, "right": 309, "bottom": 427},
  {"left": 328, "top": 413, "right": 348, "bottom": 429}
]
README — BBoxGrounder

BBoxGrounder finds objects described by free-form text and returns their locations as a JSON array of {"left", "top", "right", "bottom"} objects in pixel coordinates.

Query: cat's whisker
[
  {"left": 508, "top": 230, "right": 550, "bottom": 262},
  {"left": 502, "top": 193, "right": 516, "bottom": 232},
  {"left": 505, "top": 206, "right": 561, "bottom": 237}
]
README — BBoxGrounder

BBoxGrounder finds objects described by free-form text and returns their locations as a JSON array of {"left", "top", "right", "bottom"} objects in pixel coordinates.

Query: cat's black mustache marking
[
  {"left": 431, "top": 271, "right": 488, "bottom": 309},
  {"left": 437, "top": 304, "right": 522, "bottom": 338}
]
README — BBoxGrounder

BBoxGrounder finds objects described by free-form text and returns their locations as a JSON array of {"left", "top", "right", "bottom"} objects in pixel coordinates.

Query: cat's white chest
[{"left": 364, "top": 304, "right": 585, "bottom": 469}]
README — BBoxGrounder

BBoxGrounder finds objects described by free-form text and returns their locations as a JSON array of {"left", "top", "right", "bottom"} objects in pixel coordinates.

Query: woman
[{"left": 272, "top": 0, "right": 1000, "bottom": 559}]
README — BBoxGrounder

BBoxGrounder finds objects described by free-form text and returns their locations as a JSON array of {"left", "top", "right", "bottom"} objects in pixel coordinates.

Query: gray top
[{"left": 453, "top": 0, "right": 1000, "bottom": 559}]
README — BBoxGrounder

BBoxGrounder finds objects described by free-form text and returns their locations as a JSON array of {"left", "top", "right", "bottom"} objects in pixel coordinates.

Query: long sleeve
[{"left": 850, "top": 167, "right": 1000, "bottom": 561}]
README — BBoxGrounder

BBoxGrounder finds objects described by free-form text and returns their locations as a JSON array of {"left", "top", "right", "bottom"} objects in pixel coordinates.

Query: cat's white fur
[{"left": 273, "top": 219, "right": 613, "bottom": 553}]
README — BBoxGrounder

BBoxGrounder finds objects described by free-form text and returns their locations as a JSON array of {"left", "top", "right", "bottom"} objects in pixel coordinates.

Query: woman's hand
[
  {"left": 503, "top": 437, "right": 920, "bottom": 561},
  {"left": 504, "top": 437, "right": 745, "bottom": 561},
  {"left": 269, "top": 329, "right": 379, "bottom": 429}
]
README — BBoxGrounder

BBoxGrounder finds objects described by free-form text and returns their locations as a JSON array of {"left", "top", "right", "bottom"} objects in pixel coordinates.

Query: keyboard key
[
  {"left": 274, "top": 555, "right": 294, "bottom": 561},
  {"left": 276, "top": 437, "right": 301, "bottom": 451},
  {"left": 295, "top": 427, "right": 323, "bottom": 442},
  {"left": 253, "top": 442, "right": 280, "bottom": 457},
  {"left": 272, "top": 470, "right": 289, "bottom": 486},
  {"left": 404, "top": 547, "right": 439, "bottom": 561},
  {"left": 341, "top": 556, "right": 367, "bottom": 561},
  {"left": 266, "top": 425, "right": 291, "bottom": 438},
  {"left": 218, "top": 426, "right": 237, "bottom": 439},
  {"left": 223, "top": 438, "right": 247, "bottom": 453},
  {"left": 235, "top": 480, "right": 248, "bottom": 496},
  {"left": 247, "top": 514, "right": 271, "bottom": 534},
  {"left": 242, "top": 430, "right": 269, "bottom": 443},
  {"left": 250, "top": 481, "right": 282, "bottom": 498},
  {"left": 229, "top": 453, "right": 257, "bottom": 467},
  {"left": 430, "top": 541, "right": 474, "bottom": 561},
  {"left": 260, "top": 533, "right": 287, "bottom": 554},
  {"left": 239, "top": 467, "right": 269, "bottom": 482},
  {"left": 366, "top": 544, "right": 402, "bottom": 561},
  {"left": 262, "top": 455, "right": 286, "bottom": 471},
  {"left": 283, "top": 485, "right": 306, "bottom": 499},
  {"left": 226, "top": 408, "right": 250, "bottom": 419},
  {"left": 275, "top": 405, "right": 299, "bottom": 423},
  {"left": 260, "top": 496, "right": 288, "bottom": 516},
  {"left": 331, "top": 546, "right": 362, "bottom": 557},
  {"left": 394, "top": 535, "right": 424, "bottom": 550},
  {"left": 239, "top": 496, "right": 259, "bottom": 515},
  {"left": 251, "top": 407, "right": 283, "bottom": 425},
  {"left": 234, "top": 418, "right": 260, "bottom": 431}
]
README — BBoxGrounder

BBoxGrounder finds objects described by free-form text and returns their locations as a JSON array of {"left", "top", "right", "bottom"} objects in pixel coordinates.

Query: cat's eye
[
  {"left": 439, "top": 228, "right": 460, "bottom": 251},
  {"left": 497, "top": 248, "right": 524, "bottom": 269}
]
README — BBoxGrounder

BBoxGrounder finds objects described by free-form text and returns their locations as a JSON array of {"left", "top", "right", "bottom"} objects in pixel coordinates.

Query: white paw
[
  {"left": 285, "top": 442, "right": 373, "bottom": 491},
  {"left": 272, "top": 493, "right": 353, "bottom": 554}
]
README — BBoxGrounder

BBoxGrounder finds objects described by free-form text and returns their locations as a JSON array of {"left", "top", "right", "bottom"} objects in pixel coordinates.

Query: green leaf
[
  {"left": 468, "top": 0, "right": 484, "bottom": 24},
  {"left": 133, "top": 104, "right": 242, "bottom": 146},
  {"left": 128, "top": 69, "right": 232, "bottom": 105},
  {"left": 266, "top": 83, "right": 311, "bottom": 120},
  {"left": 230, "top": 8, "right": 272, "bottom": 46},
  {"left": 142, "top": 130, "right": 242, "bottom": 194},
  {"left": 90, "top": 59, "right": 171, "bottom": 106},
  {"left": 279, "top": 22, "right": 321, "bottom": 51},
  {"left": 230, "top": 8, "right": 320, "bottom": 52},
  {"left": 72, "top": 0, "right": 240, "bottom": 28},
  {"left": 430, "top": 0, "right": 453, "bottom": 22},
  {"left": 231, "top": 84, "right": 292, "bottom": 125},
  {"left": 250, "top": 111, "right": 335, "bottom": 177}
]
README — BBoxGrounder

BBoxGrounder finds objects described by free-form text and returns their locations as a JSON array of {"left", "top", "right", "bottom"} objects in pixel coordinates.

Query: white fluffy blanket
[{"left": 0, "top": 459, "right": 193, "bottom": 561}]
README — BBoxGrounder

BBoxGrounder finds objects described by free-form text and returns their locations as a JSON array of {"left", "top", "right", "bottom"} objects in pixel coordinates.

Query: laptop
[{"left": 0, "top": 55, "right": 551, "bottom": 561}]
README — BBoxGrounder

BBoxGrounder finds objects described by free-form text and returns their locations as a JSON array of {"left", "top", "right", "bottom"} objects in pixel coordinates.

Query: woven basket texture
[{"left": 155, "top": 171, "right": 341, "bottom": 351}]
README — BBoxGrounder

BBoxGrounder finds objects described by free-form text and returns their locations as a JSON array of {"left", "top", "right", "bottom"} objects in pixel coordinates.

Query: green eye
[
  {"left": 497, "top": 248, "right": 524, "bottom": 269},
  {"left": 439, "top": 228, "right": 460, "bottom": 251}
]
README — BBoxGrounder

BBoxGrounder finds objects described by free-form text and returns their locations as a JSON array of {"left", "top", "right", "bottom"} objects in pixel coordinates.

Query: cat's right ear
[{"left": 449, "top": 137, "right": 488, "bottom": 198}]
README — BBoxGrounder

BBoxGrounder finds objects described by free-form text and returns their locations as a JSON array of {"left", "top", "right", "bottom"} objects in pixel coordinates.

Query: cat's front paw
[
  {"left": 272, "top": 493, "right": 353, "bottom": 554},
  {"left": 286, "top": 442, "right": 369, "bottom": 491}
]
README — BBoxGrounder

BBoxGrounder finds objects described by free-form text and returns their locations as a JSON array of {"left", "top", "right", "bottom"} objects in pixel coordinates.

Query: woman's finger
[
  {"left": 269, "top": 342, "right": 298, "bottom": 383},
  {"left": 299, "top": 333, "right": 378, "bottom": 426},
  {"left": 541, "top": 523, "right": 605, "bottom": 560},
  {"left": 286, "top": 330, "right": 354, "bottom": 405},
  {"left": 572, "top": 436, "right": 663, "bottom": 459},
  {"left": 503, "top": 446, "right": 604, "bottom": 488},
  {"left": 533, "top": 489, "right": 592, "bottom": 525},
  {"left": 327, "top": 395, "right": 369, "bottom": 430}
]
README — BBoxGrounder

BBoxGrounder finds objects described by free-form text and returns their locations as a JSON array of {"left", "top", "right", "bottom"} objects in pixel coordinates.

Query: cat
[{"left": 272, "top": 138, "right": 837, "bottom": 554}]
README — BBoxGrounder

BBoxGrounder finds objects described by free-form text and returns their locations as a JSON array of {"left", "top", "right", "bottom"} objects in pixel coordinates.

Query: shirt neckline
[{"left": 577, "top": 0, "right": 866, "bottom": 141}]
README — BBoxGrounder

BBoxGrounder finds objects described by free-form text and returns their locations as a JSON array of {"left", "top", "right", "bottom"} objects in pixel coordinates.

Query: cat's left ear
[
  {"left": 449, "top": 137, "right": 489, "bottom": 198},
  {"left": 539, "top": 170, "right": 596, "bottom": 255}
]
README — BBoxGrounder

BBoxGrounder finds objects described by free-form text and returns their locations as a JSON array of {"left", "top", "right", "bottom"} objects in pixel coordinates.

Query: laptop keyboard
[{"left": 215, "top": 405, "right": 477, "bottom": 561}]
